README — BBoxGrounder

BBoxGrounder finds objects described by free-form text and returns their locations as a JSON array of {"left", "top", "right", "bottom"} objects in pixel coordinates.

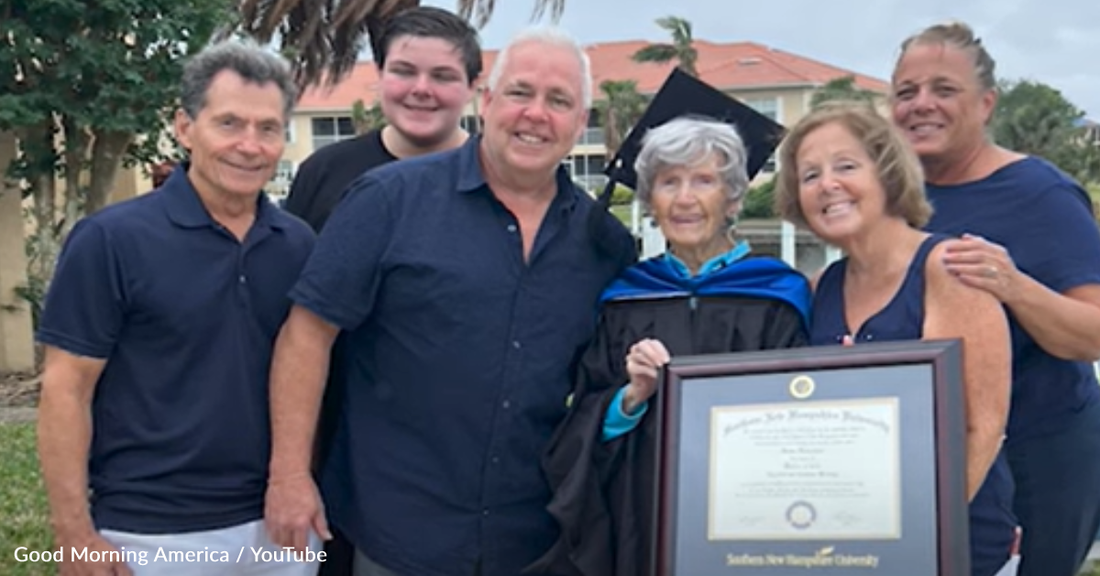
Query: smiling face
[
  {"left": 890, "top": 42, "right": 996, "bottom": 165},
  {"left": 378, "top": 35, "right": 475, "bottom": 147},
  {"left": 478, "top": 40, "right": 588, "bottom": 180},
  {"left": 175, "top": 69, "right": 286, "bottom": 201},
  {"left": 648, "top": 153, "right": 736, "bottom": 254},
  {"left": 795, "top": 121, "right": 889, "bottom": 245}
]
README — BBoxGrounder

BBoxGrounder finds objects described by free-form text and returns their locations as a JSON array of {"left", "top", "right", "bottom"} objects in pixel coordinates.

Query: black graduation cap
[{"left": 590, "top": 68, "right": 787, "bottom": 256}]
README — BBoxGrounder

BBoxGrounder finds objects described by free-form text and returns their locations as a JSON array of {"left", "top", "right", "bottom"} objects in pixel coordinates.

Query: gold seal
[{"left": 789, "top": 375, "right": 815, "bottom": 399}]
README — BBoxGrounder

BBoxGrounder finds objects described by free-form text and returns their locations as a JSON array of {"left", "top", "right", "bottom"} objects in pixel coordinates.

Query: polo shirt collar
[
  {"left": 161, "top": 162, "right": 285, "bottom": 231},
  {"left": 455, "top": 135, "right": 579, "bottom": 212}
]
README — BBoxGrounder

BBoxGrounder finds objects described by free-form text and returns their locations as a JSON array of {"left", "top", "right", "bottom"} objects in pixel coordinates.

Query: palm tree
[
  {"left": 631, "top": 16, "right": 698, "bottom": 77},
  {"left": 809, "top": 75, "right": 879, "bottom": 109},
  {"left": 595, "top": 79, "right": 647, "bottom": 158},
  {"left": 232, "top": 0, "right": 566, "bottom": 89},
  {"left": 351, "top": 98, "right": 387, "bottom": 133}
]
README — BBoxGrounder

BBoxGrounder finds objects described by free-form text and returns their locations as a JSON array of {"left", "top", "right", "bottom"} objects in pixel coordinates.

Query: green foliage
[
  {"left": 741, "top": 177, "right": 776, "bottom": 219},
  {"left": 1078, "top": 560, "right": 1100, "bottom": 576},
  {"left": 1, "top": 0, "right": 232, "bottom": 294},
  {"left": 351, "top": 98, "right": 386, "bottom": 134},
  {"left": 610, "top": 184, "right": 635, "bottom": 206},
  {"left": 0, "top": 423, "right": 54, "bottom": 576},
  {"left": 811, "top": 76, "right": 879, "bottom": 109},
  {"left": 596, "top": 80, "right": 648, "bottom": 157},
  {"left": 0, "top": 0, "right": 232, "bottom": 186},
  {"left": 633, "top": 16, "right": 698, "bottom": 77},
  {"left": 10, "top": 276, "right": 46, "bottom": 330},
  {"left": 992, "top": 79, "right": 1100, "bottom": 184}
]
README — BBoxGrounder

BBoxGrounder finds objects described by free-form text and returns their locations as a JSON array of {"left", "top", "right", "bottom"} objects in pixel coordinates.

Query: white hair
[
  {"left": 486, "top": 26, "right": 592, "bottom": 108},
  {"left": 635, "top": 116, "right": 751, "bottom": 208}
]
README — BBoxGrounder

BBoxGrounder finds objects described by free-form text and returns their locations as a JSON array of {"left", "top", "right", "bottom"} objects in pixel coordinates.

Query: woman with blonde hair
[
  {"left": 775, "top": 101, "right": 1014, "bottom": 576},
  {"left": 891, "top": 21, "right": 1100, "bottom": 575}
]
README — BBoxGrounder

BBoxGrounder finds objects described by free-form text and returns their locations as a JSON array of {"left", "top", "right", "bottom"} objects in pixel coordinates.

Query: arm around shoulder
[
  {"left": 924, "top": 244, "right": 1010, "bottom": 500},
  {"left": 1005, "top": 180, "right": 1100, "bottom": 359}
]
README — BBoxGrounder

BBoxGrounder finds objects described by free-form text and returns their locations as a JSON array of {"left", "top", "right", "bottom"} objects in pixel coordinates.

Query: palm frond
[
  {"left": 632, "top": 44, "right": 677, "bottom": 64},
  {"left": 655, "top": 15, "right": 691, "bottom": 46},
  {"left": 232, "top": 0, "right": 413, "bottom": 90},
  {"left": 233, "top": 0, "right": 566, "bottom": 90}
]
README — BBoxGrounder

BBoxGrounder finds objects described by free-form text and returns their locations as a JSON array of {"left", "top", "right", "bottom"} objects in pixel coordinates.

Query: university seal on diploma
[
  {"left": 788, "top": 375, "right": 815, "bottom": 400},
  {"left": 653, "top": 340, "right": 971, "bottom": 576},
  {"left": 786, "top": 500, "right": 816, "bottom": 529}
]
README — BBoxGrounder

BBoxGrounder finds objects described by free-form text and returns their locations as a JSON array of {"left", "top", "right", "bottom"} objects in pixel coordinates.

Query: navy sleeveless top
[{"left": 810, "top": 234, "right": 1016, "bottom": 576}]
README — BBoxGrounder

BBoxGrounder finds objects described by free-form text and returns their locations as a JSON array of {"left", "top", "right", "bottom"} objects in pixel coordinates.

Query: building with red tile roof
[{"left": 275, "top": 38, "right": 888, "bottom": 196}]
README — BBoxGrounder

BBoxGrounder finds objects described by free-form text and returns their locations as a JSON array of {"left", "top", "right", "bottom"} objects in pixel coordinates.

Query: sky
[{"left": 422, "top": 0, "right": 1100, "bottom": 119}]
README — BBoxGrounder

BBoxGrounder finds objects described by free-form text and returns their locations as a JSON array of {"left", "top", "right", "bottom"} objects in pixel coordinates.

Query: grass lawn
[
  {"left": 0, "top": 423, "right": 55, "bottom": 576},
  {"left": 609, "top": 203, "right": 633, "bottom": 227}
]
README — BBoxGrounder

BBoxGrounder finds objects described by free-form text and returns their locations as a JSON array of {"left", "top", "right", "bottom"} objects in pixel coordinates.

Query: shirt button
[
  {"left": 502, "top": 400, "right": 511, "bottom": 409},
  {"left": 238, "top": 275, "right": 246, "bottom": 284},
  {"left": 491, "top": 455, "right": 499, "bottom": 464},
  {"left": 507, "top": 224, "right": 517, "bottom": 233},
  {"left": 482, "top": 509, "right": 490, "bottom": 516},
  {"left": 512, "top": 341, "right": 521, "bottom": 349}
]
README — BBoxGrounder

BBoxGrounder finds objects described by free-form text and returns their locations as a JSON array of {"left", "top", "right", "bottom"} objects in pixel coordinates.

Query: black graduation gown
[{"left": 525, "top": 254, "right": 812, "bottom": 576}]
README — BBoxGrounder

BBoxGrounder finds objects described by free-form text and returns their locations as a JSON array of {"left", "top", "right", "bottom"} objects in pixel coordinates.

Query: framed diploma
[{"left": 654, "top": 340, "right": 968, "bottom": 576}]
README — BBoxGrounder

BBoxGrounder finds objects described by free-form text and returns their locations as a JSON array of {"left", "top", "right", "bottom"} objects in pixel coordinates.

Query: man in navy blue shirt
[
  {"left": 35, "top": 40, "right": 317, "bottom": 575},
  {"left": 263, "top": 26, "right": 636, "bottom": 576}
]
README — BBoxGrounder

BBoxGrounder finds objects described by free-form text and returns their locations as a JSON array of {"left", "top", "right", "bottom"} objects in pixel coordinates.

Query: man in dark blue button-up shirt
[
  {"left": 264, "top": 25, "right": 636, "bottom": 576},
  {"left": 35, "top": 41, "right": 317, "bottom": 575}
]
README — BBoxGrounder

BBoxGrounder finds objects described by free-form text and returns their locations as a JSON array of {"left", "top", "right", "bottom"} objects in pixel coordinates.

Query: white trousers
[
  {"left": 100, "top": 519, "right": 322, "bottom": 576},
  {"left": 993, "top": 554, "right": 1020, "bottom": 576}
]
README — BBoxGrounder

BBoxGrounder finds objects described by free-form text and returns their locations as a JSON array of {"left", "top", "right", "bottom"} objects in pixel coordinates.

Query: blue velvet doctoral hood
[{"left": 599, "top": 255, "right": 813, "bottom": 328}]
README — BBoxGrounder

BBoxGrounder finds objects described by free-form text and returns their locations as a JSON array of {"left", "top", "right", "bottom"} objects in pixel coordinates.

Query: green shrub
[{"left": 741, "top": 178, "right": 776, "bottom": 220}]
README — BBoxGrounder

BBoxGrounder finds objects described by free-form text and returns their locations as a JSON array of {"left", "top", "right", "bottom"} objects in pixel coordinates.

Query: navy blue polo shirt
[
  {"left": 36, "top": 165, "right": 315, "bottom": 534},
  {"left": 924, "top": 157, "right": 1100, "bottom": 440},
  {"left": 289, "top": 136, "right": 635, "bottom": 576}
]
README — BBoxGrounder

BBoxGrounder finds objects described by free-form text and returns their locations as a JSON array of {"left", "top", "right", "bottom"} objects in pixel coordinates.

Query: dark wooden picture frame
[{"left": 653, "top": 339, "right": 969, "bottom": 576}]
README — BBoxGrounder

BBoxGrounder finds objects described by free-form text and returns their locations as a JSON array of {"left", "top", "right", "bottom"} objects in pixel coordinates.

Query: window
[
  {"left": 285, "top": 122, "right": 295, "bottom": 144},
  {"left": 565, "top": 153, "right": 607, "bottom": 191},
  {"left": 311, "top": 117, "right": 356, "bottom": 151},
  {"left": 745, "top": 98, "right": 779, "bottom": 121},
  {"left": 745, "top": 98, "right": 781, "bottom": 173},
  {"left": 577, "top": 110, "right": 604, "bottom": 146},
  {"left": 460, "top": 115, "right": 481, "bottom": 134},
  {"left": 268, "top": 160, "right": 295, "bottom": 199},
  {"left": 275, "top": 160, "right": 295, "bottom": 184}
]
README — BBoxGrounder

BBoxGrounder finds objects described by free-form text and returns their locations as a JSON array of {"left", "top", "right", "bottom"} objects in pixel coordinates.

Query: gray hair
[
  {"left": 486, "top": 26, "right": 592, "bottom": 109},
  {"left": 181, "top": 40, "right": 298, "bottom": 120},
  {"left": 635, "top": 116, "right": 751, "bottom": 209}
]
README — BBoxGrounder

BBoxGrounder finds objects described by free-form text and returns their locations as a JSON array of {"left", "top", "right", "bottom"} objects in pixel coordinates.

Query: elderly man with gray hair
[
  {"left": 262, "top": 24, "right": 635, "bottom": 576},
  {"left": 35, "top": 39, "right": 317, "bottom": 575}
]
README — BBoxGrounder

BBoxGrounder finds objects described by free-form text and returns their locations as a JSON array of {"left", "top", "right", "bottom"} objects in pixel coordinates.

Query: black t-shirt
[{"left": 284, "top": 130, "right": 397, "bottom": 231}]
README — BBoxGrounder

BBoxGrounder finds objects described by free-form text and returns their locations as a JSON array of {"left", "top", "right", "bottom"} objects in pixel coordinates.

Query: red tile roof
[{"left": 297, "top": 39, "right": 888, "bottom": 111}]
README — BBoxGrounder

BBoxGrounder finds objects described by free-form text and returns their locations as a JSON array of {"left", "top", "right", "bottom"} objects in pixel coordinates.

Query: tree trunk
[
  {"left": 85, "top": 129, "right": 133, "bottom": 215},
  {"left": 58, "top": 114, "right": 92, "bottom": 242},
  {"left": 20, "top": 123, "right": 60, "bottom": 284},
  {"left": 61, "top": 114, "right": 90, "bottom": 209}
]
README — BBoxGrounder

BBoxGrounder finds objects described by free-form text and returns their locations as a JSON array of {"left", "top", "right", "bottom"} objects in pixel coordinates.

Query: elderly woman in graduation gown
[{"left": 527, "top": 116, "right": 812, "bottom": 576}]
